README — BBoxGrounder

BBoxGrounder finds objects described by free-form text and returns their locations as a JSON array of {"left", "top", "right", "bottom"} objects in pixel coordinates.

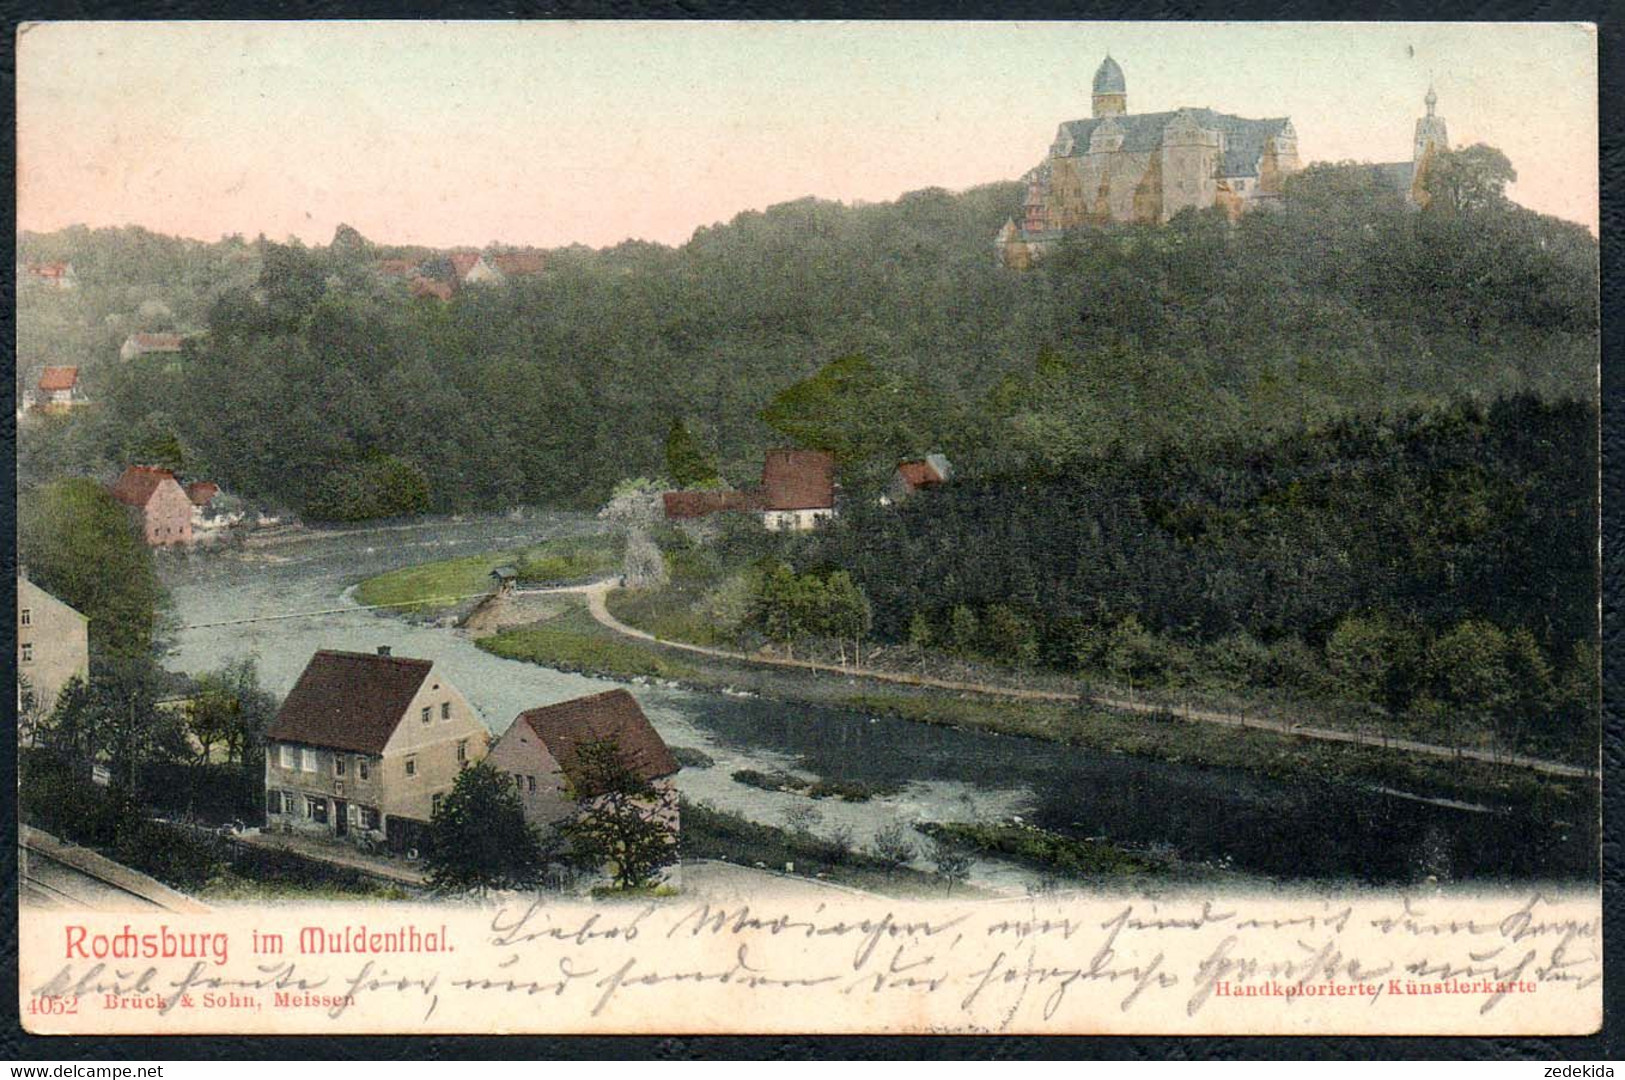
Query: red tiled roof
[
  {"left": 661, "top": 489, "right": 762, "bottom": 520},
  {"left": 490, "top": 252, "right": 546, "bottom": 276},
  {"left": 410, "top": 277, "right": 454, "bottom": 301},
  {"left": 185, "top": 481, "right": 219, "bottom": 506},
  {"left": 514, "top": 689, "right": 679, "bottom": 785},
  {"left": 448, "top": 252, "right": 482, "bottom": 278},
  {"left": 109, "top": 465, "right": 178, "bottom": 508},
  {"left": 129, "top": 332, "right": 185, "bottom": 351},
  {"left": 760, "top": 449, "right": 836, "bottom": 511},
  {"left": 267, "top": 649, "right": 435, "bottom": 754},
  {"left": 38, "top": 366, "right": 78, "bottom": 392},
  {"left": 27, "top": 262, "right": 72, "bottom": 279},
  {"left": 896, "top": 459, "right": 946, "bottom": 491}
]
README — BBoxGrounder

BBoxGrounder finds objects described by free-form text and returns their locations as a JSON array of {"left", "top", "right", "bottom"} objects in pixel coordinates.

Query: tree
[
  {"left": 1422, "top": 144, "right": 1517, "bottom": 215},
  {"left": 19, "top": 479, "right": 166, "bottom": 661},
  {"left": 664, "top": 419, "right": 719, "bottom": 488},
  {"left": 871, "top": 822, "right": 916, "bottom": 878},
  {"left": 188, "top": 658, "right": 277, "bottom": 767},
  {"left": 820, "top": 570, "right": 873, "bottom": 666},
  {"left": 932, "top": 839, "right": 973, "bottom": 896},
  {"left": 426, "top": 762, "right": 550, "bottom": 895},
  {"left": 558, "top": 738, "right": 679, "bottom": 890}
]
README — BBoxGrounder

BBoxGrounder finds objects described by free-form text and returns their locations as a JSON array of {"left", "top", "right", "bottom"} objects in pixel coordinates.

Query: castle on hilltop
[{"left": 996, "top": 57, "right": 1450, "bottom": 268}]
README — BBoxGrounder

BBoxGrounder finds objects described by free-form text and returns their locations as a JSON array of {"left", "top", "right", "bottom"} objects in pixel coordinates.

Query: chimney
[{"left": 376, "top": 646, "right": 391, "bottom": 657}]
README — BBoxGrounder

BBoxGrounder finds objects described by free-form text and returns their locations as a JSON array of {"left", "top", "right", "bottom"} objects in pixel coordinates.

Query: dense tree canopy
[{"left": 17, "top": 157, "right": 1595, "bottom": 518}]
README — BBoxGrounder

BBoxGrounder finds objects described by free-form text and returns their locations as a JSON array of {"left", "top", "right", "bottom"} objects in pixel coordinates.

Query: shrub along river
[{"left": 162, "top": 512, "right": 1596, "bottom": 890}]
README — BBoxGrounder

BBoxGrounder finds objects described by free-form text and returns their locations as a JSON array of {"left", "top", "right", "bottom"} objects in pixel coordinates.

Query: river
[{"left": 159, "top": 512, "right": 1596, "bottom": 890}]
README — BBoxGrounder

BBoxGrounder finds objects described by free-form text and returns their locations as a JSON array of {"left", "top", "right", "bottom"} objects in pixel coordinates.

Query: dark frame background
[{"left": 0, "top": 0, "right": 1617, "bottom": 1061}]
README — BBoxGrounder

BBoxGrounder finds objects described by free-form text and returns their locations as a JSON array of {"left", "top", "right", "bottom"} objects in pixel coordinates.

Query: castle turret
[
  {"left": 1092, "top": 55, "right": 1127, "bottom": 118},
  {"left": 1413, "top": 85, "right": 1449, "bottom": 163}
]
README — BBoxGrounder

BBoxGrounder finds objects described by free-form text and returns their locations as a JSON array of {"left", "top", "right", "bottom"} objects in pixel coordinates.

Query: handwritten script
[{"left": 20, "top": 889, "right": 1600, "bottom": 1035}]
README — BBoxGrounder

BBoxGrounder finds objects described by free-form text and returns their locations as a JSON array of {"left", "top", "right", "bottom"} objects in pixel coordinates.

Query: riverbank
[{"left": 462, "top": 594, "right": 1590, "bottom": 822}]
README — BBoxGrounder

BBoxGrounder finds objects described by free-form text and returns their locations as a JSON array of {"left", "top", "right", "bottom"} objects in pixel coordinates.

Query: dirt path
[{"left": 545, "top": 580, "right": 1591, "bottom": 781}]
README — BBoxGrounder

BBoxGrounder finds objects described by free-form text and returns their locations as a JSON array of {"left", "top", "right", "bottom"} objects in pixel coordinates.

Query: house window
[
  {"left": 279, "top": 744, "right": 296, "bottom": 770},
  {"left": 358, "top": 758, "right": 369, "bottom": 780},
  {"left": 432, "top": 793, "right": 444, "bottom": 815},
  {"left": 267, "top": 791, "right": 282, "bottom": 814},
  {"left": 19, "top": 608, "right": 31, "bottom": 627},
  {"left": 359, "top": 806, "right": 380, "bottom": 831},
  {"left": 527, "top": 775, "right": 537, "bottom": 794},
  {"left": 441, "top": 702, "right": 451, "bottom": 721},
  {"left": 301, "top": 748, "right": 318, "bottom": 773},
  {"left": 421, "top": 707, "right": 431, "bottom": 725},
  {"left": 20, "top": 642, "right": 32, "bottom": 663},
  {"left": 307, "top": 796, "right": 328, "bottom": 824},
  {"left": 405, "top": 756, "right": 417, "bottom": 777},
  {"left": 457, "top": 739, "right": 468, "bottom": 764},
  {"left": 335, "top": 756, "right": 346, "bottom": 777}
]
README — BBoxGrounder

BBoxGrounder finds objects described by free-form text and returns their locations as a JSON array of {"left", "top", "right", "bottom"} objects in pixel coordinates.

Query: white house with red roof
[{"left": 36, "top": 367, "right": 84, "bottom": 411}]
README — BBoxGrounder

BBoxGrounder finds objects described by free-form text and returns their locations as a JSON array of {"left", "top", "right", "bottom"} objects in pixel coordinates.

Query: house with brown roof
[
  {"left": 120, "top": 332, "right": 186, "bottom": 362},
  {"left": 23, "top": 262, "right": 77, "bottom": 290},
  {"left": 490, "top": 251, "right": 546, "bottom": 278},
  {"left": 884, "top": 453, "right": 953, "bottom": 505},
  {"left": 661, "top": 449, "right": 838, "bottom": 531},
  {"left": 409, "top": 276, "right": 454, "bottom": 302},
  {"left": 484, "top": 689, "right": 680, "bottom": 837},
  {"left": 109, "top": 466, "right": 193, "bottom": 546},
  {"left": 264, "top": 648, "right": 490, "bottom": 852},
  {"left": 37, "top": 367, "right": 84, "bottom": 411},
  {"left": 759, "top": 449, "right": 837, "bottom": 531}
]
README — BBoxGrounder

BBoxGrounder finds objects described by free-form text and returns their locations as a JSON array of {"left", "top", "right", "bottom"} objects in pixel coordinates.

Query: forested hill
[{"left": 18, "top": 154, "right": 1598, "bottom": 516}]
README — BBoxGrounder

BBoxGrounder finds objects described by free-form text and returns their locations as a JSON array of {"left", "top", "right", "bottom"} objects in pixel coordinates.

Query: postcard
[{"left": 14, "top": 20, "right": 1600, "bottom": 1036}]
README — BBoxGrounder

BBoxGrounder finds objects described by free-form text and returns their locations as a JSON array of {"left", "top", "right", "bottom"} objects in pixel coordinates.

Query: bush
[
  {"left": 669, "top": 746, "right": 716, "bottom": 769},
  {"left": 113, "top": 819, "right": 224, "bottom": 892},
  {"left": 304, "top": 455, "right": 431, "bottom": 522}
]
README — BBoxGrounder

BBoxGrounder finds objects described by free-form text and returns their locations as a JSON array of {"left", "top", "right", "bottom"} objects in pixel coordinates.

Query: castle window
[
  {"left": 442, "top": 702, "right": 452, "bottom": 721},
  {"left": 301, "top": 747, "right": 318, "bottom": 772},
  {"left": 405, "top": 756, "right": 417, "bottom": 777},
  {"left": 358, "top": 757, "right": 370, "bottom": 780},
  {"left": 20, "top": 642, "right": 32, "bottom": 663},
  {"left": 335, "top": 756, "right": 346, "bottom": 777},
  {"left": 20, "top": 608, "right": 31, "bottom": 627}
]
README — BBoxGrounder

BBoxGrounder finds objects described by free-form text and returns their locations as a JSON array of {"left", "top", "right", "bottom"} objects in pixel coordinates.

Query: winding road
[{"left": 531, "top": 580, "right": 1593, "bottom": 781}]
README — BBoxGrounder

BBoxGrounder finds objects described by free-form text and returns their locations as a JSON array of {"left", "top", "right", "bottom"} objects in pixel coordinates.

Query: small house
[
  {"left": 484, "top": 689, "right": 680, "bottom": 836},
  {"left": 490, "top": 566, "right": 518, "bottom": 595},
  {"left": 120, "top": 332, "right": 186, "bottom": 362},
  {"left": 885, "top": 454, "right": 953, "bottom": 505},
  {"left": 109, "top": 465, "right": 194, "bottom": 546},
  {"left": 264, "top": 648, "right": 490, "bottom": 852},
  {"left": 759, "top": 449, "right": 837, "bottom": 531},
  {"left": 23, "top": 262, "right": 76, "bottom": 290},
  {"left": 37, "top": 367, "right": 84, "bottom": 411}
]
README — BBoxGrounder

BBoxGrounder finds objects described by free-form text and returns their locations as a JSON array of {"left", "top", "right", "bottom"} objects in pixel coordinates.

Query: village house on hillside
[
  {"left": 759, "top": 449, "right": 837, "bottom": 530},
  {"left": 16, "top": 572, "right": 90, "bottom": 725},
  {"left": 484, "top": 689, "right": 680, "bottom": 837},
  {"left": 36, "top": 367, "right": 85, "bottom": 411},
  {"left": 662, "top": 448, "right": 838, "bottom": 532},
  {"left": 883, "top": 454, "right": 953, "bottom": 505},
  {"left": 490, "top": 251, "right": 547, "bottom": 278},
  {"left": 120, "top": 332, "right": 186, "bottom": 362},
  {"left": 21, "top": 261, "right": 76, "bottom": 290},
  {"left": 264, "top": 648, "right": 490, "bottom": 853},
  {"left": 450, "top": 252, "right": 503, "bottom": 285},
  {"left": 109, "top": 465, "right": 194, "bottom": 546}
]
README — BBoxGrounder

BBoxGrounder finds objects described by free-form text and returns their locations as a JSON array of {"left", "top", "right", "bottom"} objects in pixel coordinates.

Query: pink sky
[{"left": 17, "top": 22, "right": 1599, "bottom": 248}]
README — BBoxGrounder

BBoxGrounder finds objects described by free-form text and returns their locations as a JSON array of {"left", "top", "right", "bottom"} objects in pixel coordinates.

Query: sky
[{"left": 17, "top": 21, "right": 1599, "bottom": 249}]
